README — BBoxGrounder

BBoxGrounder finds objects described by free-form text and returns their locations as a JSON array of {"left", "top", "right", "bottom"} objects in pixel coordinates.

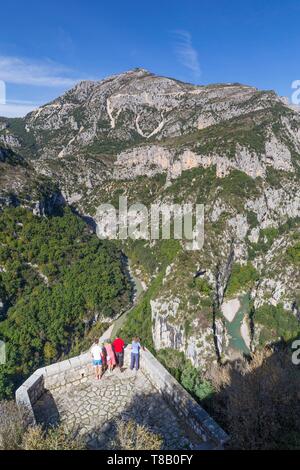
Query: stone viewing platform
[
  {"left": 33, "top": 366, "right": 202, "bottom": 449},
  {"left": 16, "top": 330, "right": 229, "bottom": 450}
]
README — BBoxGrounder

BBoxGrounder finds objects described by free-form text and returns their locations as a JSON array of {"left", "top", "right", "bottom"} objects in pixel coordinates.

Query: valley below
[{"left": 0, "top": 68, "right": 300, "bottom": 449}]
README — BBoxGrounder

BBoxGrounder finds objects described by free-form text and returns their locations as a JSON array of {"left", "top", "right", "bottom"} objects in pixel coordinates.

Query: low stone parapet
[
  {"left": 15, "top": 371, "right": 44, "bottom": 425},
  {"left": 15, "top": 328, "right": 111, "bottom": 424},
  {"left": 15, "top": 352, "right": 92, "bottom": 425},
  {"left": 126, "top": 347, "right": 229, "bottom": 447}
]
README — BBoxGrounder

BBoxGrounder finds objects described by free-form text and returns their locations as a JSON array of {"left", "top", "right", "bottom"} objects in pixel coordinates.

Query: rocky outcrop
[
  {"left": 246, "top": 184, "right": 300, "bottom": 229},
  {"left": 0, "top": 298, "right": 5, "bottom": 319},
  {"left": 151, "top": 298, "right": 184, "bottom": 351},
  {"left": 113, "top": 140, "right": 297, "bottom": 182},
  {"left": 0, "top": 190, "right": 64, "bottom": 216},
  {"left": 151, "top": 297, "right": 217, "bottom": 370},
  {"left": 31, "top": 191, "right": 65, "bottom": 216}
]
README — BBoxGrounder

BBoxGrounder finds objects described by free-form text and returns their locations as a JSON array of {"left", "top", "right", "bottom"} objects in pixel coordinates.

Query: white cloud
[
  {"left": 172, "top": 30, "right": 201, "bottom": 81},
  {"left": 0, "top": 55, "right": 81, "bottom": 87},
  {"left": 0, "top": 100, "right": 38, "bottom": 117}
]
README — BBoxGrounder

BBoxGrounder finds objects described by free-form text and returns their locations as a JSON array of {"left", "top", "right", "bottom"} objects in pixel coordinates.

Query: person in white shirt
[{"left": 90, "top": 338, "right": 103, "bottom": 380}]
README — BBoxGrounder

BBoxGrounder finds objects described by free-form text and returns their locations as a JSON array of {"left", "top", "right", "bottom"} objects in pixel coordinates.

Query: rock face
[
  {"left": 1, "top": 68, "right": 300, "bottom": 367},
  {"left": 1, "top": 68, "right": 300, "bottom": 197},
  {"left": 0, "top": 144, "right": 64, "bottom": 215},
  {"left": 0, "top": 299, "right": 4, "bottom": 318},
  {"left": 150, "top": 294, "right": 227, "bottom": 370}
]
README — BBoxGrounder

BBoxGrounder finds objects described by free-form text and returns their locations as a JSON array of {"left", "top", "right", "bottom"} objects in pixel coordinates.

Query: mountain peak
[
  {"left": 5, "top": 67, "right": 299, "bottom": 190},
  {"left": 102, "top": 67, "right": 153, "bottom": 82}
]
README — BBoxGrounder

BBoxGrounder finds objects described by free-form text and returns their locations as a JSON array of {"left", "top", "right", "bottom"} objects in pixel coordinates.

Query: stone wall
[
  {"left": 16, "top": 327, "right": 229, "bottom": 447},
  {"left": 15, "top": 352, "right": 92, "bottom": 425},
  {"left": 15, "top": 328, "right": 112, "bottom": 424},
  {"left": 15, "top": 371, "right": 44, "bottom": 425},
  {"left": 130, "top": 348, "right": 229, "bottom": 447}
]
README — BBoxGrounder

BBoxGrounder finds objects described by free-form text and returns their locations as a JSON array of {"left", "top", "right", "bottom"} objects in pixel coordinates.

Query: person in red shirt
[{"left": 112, "top": 336, "right": 125, "bottom": 369}]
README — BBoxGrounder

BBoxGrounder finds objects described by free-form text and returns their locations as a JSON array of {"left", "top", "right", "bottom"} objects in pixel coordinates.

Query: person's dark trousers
[
  {"left": 116, "top": 351, "right": 124, "bottom": 367},
  {"left": 130, "top": 352, "right": 139, "bottom": 370}
]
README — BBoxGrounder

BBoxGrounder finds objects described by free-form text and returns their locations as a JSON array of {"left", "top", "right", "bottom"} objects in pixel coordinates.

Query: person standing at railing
[
  {"left": 90, "top": 338, "right": 103, "bottom": 380},
  {"left": 112, "top": 335, "right": 125, "bottom": 370},
  {"left": 104, "top": 339, "right": 117, "bottom": 372},
  {"left": 130, "top": 336, "right": 143, "bottom": 371}
]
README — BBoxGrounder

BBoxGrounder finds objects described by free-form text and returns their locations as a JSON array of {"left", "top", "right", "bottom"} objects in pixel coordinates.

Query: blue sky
[{"left": 0, "top": 0, "right": 299, "bottom": 116}]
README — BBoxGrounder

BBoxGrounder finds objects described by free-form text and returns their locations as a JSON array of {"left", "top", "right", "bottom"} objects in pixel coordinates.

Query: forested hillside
[{"left": 0, "top": 207, "right": 130, "bottom": 398}]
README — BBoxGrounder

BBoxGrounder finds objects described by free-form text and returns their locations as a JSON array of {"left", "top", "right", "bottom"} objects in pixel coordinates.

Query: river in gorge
[{"left": 224, "top": 294, "right": 251, "bottom": 355}]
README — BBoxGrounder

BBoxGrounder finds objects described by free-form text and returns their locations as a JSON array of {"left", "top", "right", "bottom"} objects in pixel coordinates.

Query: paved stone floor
[{"left": 33, "top": 368, "right": 205, "bottom": 450}]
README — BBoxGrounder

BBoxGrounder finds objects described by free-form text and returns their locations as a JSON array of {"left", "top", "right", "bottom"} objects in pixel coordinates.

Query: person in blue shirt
[{"left": 130, "top": 336, "right": 143, "bottom": 371}]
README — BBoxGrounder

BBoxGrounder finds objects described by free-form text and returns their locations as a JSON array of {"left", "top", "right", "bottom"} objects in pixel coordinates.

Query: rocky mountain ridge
[
  {"left": 1, "top": 68, "right": 299, "bottom": 195},
  {"left": 0, "top": 68, "right": 299, "bottom": 368}
]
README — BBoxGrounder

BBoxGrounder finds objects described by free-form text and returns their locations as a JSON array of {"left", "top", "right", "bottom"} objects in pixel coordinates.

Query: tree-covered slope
[{"left": 0, "top": 207, "right": 130, "bottom": 398}]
